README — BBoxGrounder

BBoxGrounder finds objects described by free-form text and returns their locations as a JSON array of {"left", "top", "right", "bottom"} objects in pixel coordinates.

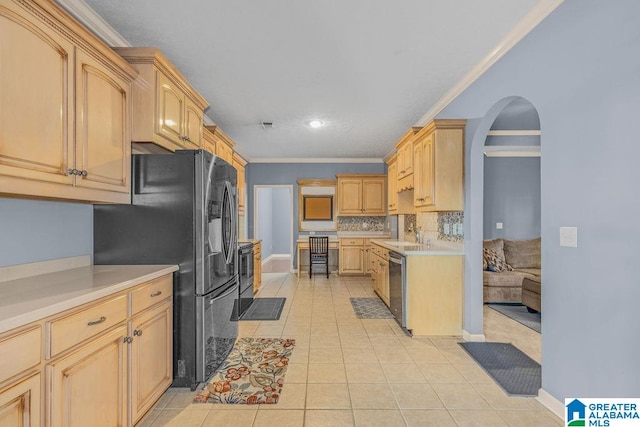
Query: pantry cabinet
[
  {"left": 233, "top": 153, "right": 247, "bottom": 215},
  {"left": 336, "top": 174, "right": 386, "bottom": 216},
  {"left": 0, "top": 0, "right": 136, "bottom": 203},
  {"left": 115, "top": 47, "right": 208, "bottom": 152},
  {"left": 413, "top": 119, "right": 466, "bottom": 211}
]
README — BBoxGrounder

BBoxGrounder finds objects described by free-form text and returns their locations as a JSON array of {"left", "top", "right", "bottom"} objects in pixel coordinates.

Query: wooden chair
[{"left": 309, "top": 236, "right": 329, "bottom": 278}]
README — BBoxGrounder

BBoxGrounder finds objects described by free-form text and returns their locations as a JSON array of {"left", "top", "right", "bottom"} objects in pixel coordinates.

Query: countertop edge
[
  {"left": 370, "top": 239, "right": 465, "bottom": 256},
  {"left": 0, "top": 265, "right": 178, "bottom": 334}
]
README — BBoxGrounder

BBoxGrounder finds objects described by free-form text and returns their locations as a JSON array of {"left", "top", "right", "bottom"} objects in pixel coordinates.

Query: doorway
[{"left": 253, "top": 185, "right": 294, "bottom": 273}]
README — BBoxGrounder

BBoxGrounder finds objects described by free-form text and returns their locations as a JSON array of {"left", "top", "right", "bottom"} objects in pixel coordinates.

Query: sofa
[{"left": 483, "top": 237, "right": 541, "bottom": 304}]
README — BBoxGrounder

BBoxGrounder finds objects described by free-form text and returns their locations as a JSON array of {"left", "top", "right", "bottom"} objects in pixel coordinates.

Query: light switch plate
[
  {"left": 496, "top": 222, "right": 503, "bottom": 230},
  {"left": 560, "top": 227, "right": 578, "bottom": 247}
]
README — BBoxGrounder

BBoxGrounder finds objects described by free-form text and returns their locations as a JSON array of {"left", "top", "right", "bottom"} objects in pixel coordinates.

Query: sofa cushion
[
  {"left": 483, "top": 238, "right": 505, "bottom": 261},
  {"left": 483, "top": 248, "right": 513, "bottom": 272},
  {"left": 514, "top": 268, "right": 541, "bottom": 277},
  {"left": 503, "top": 237, "right": 541, "bottom": 269},
  {"left": 483, "top": 270, "right": 537, "bottom": 288}
]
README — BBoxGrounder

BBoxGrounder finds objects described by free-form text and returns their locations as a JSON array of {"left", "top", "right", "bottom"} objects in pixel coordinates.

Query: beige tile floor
[{"left": 138, "top": 273, "right": 560, "bottom": 427}]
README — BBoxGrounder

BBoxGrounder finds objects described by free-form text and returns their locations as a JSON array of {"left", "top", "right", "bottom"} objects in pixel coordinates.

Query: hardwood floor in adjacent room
[{"left": 138, "top": 273, "right": 557, "bottom": 426}]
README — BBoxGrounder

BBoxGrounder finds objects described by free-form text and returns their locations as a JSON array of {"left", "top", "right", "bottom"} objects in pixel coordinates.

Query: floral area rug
[{"left": 194, "top": 337, "right": 295, "bottom": 404}]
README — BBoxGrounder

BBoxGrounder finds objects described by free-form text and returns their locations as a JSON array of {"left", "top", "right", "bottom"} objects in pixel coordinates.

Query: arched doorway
[{"left": 463, "top": 96, "right": 541, "bottom": 348}]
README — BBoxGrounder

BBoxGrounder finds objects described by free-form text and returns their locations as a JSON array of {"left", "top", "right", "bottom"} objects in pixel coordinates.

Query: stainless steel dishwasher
[{"left": 388, "top": 251, "right": 407, "bottom": 329}]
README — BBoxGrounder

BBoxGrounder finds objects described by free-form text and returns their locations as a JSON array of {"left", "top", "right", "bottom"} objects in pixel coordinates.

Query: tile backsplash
[
  {"left": 337, "top": 216, "right": 385, "bottom": 232},
  {"left": 402, "top": 211, "right": 464, "bottom": 243}
]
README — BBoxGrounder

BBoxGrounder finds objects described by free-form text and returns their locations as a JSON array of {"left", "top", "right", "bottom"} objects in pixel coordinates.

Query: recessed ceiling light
[{"left": 309, "top": 120, "right": 324, "bottom": 128}]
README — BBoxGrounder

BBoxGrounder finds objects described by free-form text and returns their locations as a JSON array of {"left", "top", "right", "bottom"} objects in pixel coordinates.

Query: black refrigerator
[{"left": 94, "top": 149, "right": 239, "bottom": 389}]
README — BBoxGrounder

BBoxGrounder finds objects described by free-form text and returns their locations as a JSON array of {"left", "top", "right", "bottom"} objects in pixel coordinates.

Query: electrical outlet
[
  {"left": 309, "top": 231, "right": 315, "bottom": 235},
  {"left": 444, "top": 223, "right": 450, "bottom": 235},
  {"left": 560, "top": 227, "right": 577, "bottom": 247},
  {"left": 496, "top": 222, "right": 503, "bottom": 230}
]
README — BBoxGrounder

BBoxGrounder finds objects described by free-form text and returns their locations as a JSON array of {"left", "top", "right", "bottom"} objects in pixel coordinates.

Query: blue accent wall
[
  {"left": 483, "top": 157, "right": 540, "bottom": 240},
  {"left": 442, "top": 0, "right": 640, "bottom": 400},
  {"left": 246, "top": 162, "right": 385, "bottom": 265},
  {"left": 0, "top": 198, "right": 93, "bottom": 267},
  {"left": 271, "top": 188, "right": 292, "bottom": 254}
]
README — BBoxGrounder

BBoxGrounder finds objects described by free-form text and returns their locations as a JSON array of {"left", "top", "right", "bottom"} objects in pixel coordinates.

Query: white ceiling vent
[{"left": 261, "top": 122, "right": 274, "bottom": 129}]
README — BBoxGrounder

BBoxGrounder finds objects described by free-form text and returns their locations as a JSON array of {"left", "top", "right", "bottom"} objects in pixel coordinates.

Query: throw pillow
[
  {"left": 483, "top": 248, "right": 513, "bottom": 272},
  {"left": 483, "top": 238, "right": 506, "bottom": 263}
]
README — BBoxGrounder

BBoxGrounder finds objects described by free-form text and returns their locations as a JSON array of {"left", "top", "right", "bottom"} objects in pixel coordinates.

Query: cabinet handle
[
  {"left": 417, "top": 197, "right": 425, "bottom": 202},
  {"left": 87, "top": 316, "right": 106, "bottom": 326},
  {"left": 123, "top": 336, "right": 133, "bottom": 344},
  {"left": 80, "top": 170, "right": 88, "bottom": 177},
  {"left": 68, "top": 168, "right": 75, "bottom": 175},
  {"left": 133, "top": 329, "right": 143, "bottom": 336},
  {"left": 150, "top": 291, "right": 162, "bottom": 297}
]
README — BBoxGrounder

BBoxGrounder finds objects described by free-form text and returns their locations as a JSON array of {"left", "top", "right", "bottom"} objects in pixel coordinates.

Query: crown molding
[
  {"left": 54, "top": 0, "right": 131, "bottom": 47},
  {"left": 249, "top": 158, "right": 384, "bottom": 164},
  {"left": 415, "top": 0, "right": 565, "bottom": 126}
]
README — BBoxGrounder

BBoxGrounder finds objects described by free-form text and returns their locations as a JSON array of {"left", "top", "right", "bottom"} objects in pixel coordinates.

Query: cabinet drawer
[
  {"left": 0, "top": 327, "right": 41, "bottom": 383},
  {"left": 48, "top": 295, "right": 127, "bottom": 357},
  {"left": 130, "top": 275, "right": 173, "bottom": 315},
  {"left": 341, "top": 238, "right": 364, "bottom": 246}
]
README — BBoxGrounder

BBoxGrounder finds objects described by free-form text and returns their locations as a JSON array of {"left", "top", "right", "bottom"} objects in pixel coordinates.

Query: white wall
[{"left": 442, "top": 0, "right": 640, "bottom": 400}]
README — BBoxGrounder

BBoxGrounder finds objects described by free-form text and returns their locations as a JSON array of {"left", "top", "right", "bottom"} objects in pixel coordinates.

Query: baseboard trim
[
  {"left": 262, "top": 254, "right": 291, "bottom": 265},
  {"left": 462, "top": 330, "right": 486, "bottom": 342},
  {"left": 537, "top": 388, "right": 564, "bottom": 420}
]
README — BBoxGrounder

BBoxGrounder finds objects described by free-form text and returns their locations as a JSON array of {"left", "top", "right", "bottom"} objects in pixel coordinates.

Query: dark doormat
[
  {"left": 234, "top": 297, "right": 286, "bottom": 321},
  {"left": 487, "top": 303, "right": 541, "bottom": 333},
  {"left": 459, "top": 342, "right": 541, "bottom": 396},
  {"left": 350, "top": 297, "right": 394, "bottom": 319}
]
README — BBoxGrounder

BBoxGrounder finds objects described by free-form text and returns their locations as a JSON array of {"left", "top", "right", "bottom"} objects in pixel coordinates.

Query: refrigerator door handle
[{"left": 224, "top": 180, "right": 236, "bottom": 265}]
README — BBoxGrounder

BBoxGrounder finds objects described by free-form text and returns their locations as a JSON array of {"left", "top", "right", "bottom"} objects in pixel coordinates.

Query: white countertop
[
  {"left": 336, "top": 231, "right": 391, "bottom": 237},
  {"left": 0, "top": 264, "right": 178, "bottom": 334},
  {"left": 370, "top": 239, "right": 464, "bottom": 256}
]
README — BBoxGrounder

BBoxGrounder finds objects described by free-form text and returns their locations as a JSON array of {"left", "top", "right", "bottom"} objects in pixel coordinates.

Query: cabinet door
[
  {"left": 155, "top": 71, "right": 184, "bottom": 147},
  {"left": 402, "top": 143, "right": 413, "bottom": 177},
  {"left": 387, "top": 161, "right": 397, "bottom": 213},
  {"left": 0, "top": 372, "right": 41, "bottom": 427},
  {"left": 233, "top": 160, "right": 245, "bottom": 214},
  {"left": 340, "top": 246, "right": 363, "bottom": 274},
  {"left": 362, "top": 178, "right": 386, "bottom": 215},
  {"left": 338, "top": 179, "right": 362, "bottom": 214},
  {"left": 183, "top": 98, "right": 203, "bottom": 148},
  {"left": 414, "top": 134, "right": 434, "bottom": 208},
  {"left": 0, "top": 5, "right": 74, "bottom": 186},
  {"left": 75, "top": 49, "right": 130, "bottom": 195},
  {"left": 130, "top": 301, "right": 172, "bottom": 425},
  {"left": 380, "top": 261, "right": 389, "bottom": 305},
  {"left": 47, "top": 325, "right": 128, "bottom": 427}
]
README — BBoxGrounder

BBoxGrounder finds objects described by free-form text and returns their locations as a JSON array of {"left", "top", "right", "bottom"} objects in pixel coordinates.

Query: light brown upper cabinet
[
  {"left": 0, "top": 0, "right": 137, "bottom": 203},
  {"left": 386, "top": 155, "right": 398, "bottom": 214},
  {"left": 336, "top": 174, "right": 386, "bottom": 216},
  {"left": 114, "top": 47, "right": 208, "bottom": 152},
  {"left": 205, "top": 125, "right": 235, "bottom": 165},
  {"left": 395, "top": 127, "right": 421, "bottom": 191},
  {"left": 413, "top": 119, "right": 466, "bottom": 211},
  {"left": 232, "top": 153, "right": 247, "bottom": 215},
  {"left": 202, "top": 126, "right": 217, "bottom": 155}
]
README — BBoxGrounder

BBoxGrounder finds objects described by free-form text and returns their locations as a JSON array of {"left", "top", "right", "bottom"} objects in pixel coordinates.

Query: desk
[{"left": 297, "top": 239, "right": 339, "bottom": 278}]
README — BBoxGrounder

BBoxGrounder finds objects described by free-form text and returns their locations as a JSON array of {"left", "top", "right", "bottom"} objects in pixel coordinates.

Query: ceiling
[{"left": 72, "top": 0, "right": 544, "bottom": 160}]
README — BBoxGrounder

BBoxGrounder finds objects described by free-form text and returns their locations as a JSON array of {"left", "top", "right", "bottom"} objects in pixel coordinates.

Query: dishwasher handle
[{"left": 388, "top": 252, "right": 404, "bottom": 264}]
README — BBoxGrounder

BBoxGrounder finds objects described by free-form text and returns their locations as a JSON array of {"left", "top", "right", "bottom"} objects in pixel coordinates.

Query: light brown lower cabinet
[
  {"left": 0, "top": 274, "right": 173, "bottom": 427},
  {"left": 129, "top": 300, "right": 172, "bottom": 425},
  {"left": 47, "top": 325, "right": 129, "bottom": 427},
  {"left": 0, "top": 372, "right": 41, "bottom": 427},
  {"left": 253, "top": 241, "right": 262, "bottom": 293}
]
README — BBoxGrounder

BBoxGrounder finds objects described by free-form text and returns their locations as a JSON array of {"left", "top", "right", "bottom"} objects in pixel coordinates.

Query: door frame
[{"left": 253, "top": 185, "right": 294, "bottom": 272}]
